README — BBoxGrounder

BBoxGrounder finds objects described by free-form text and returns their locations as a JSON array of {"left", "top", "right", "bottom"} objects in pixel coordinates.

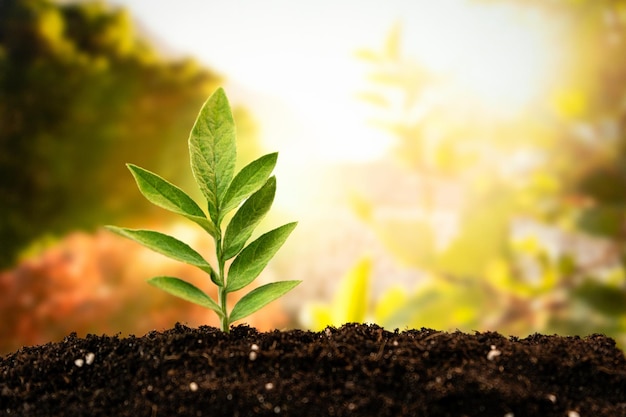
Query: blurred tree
[
  {"left": 487, "top": 0, "right": 626, "bottom": 338},
  {"left": 352, "top": 6, "right": 626, "bottom": 344},
  {"left": 355, "top": 24, "right": 538, "bottom": 278},
  {"left": 0, "top": 0, "right": 260, "bottom": 269}
]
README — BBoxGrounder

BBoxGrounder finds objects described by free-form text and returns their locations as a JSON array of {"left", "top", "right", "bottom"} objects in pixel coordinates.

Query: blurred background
[{"left": 2, "top": 0, "right": 626, "bottom": 355}]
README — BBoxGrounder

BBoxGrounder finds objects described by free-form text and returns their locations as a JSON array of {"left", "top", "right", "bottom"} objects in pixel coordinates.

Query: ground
[{"left": 1, "top": 323, "right": 625, "bottom": 416}]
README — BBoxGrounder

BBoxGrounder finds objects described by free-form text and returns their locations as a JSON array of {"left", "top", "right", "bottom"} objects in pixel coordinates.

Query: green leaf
[
  {"left": 573, "top": 280, "right": 626, "bottom": 315},
  {"left": 127, "top": 164, "right": 217, "bottom": 237},
  {"left": 222, "top": 177, "right": 276, "bottom": 260},
  {"left": 220, "top": 152, "right": 278, "bottom": 221},
  {"left": 229, "top": 280, "right": 301, "bottom": 323},
  {"left": 148, "top": 276, "right": 224, "bottom": 317},
  {"left": 577, "top": 206, "right": 625, "bottom": 238},
  {"left": 226, "top": 222, "right": 297, "bottom": 293},
  {"left": 105, "top": 226, "right": 215, "bottom": 276},
  {"left": 189, "top": 87, "right": 237, "bottom": 224}
]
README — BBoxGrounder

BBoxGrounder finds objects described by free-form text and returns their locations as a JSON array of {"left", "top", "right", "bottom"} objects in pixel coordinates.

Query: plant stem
[
  {"left": 218, "top": 286, "right": 229, "bottom": 333},
  {"left": 215, "top": 229, "right": 229, "bottom": 332}
]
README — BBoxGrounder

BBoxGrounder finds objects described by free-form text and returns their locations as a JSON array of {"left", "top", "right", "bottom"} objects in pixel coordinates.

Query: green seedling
[{"left": 106, "top": 88, "right": 299, "bottom": 332}]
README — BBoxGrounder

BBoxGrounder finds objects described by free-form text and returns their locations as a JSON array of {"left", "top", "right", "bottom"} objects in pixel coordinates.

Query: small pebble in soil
[
  {"left": 74, "top": 353, "right": 95, "bottom": 367},
  {"left": 487, "top": 345, "right": 502, "bottom": 360}
]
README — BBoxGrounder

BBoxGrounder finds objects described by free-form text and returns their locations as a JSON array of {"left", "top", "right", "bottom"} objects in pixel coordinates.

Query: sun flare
[
  {"left": 412, "top": 4, "right": 562, "bottom": 119},
  {"left": 154, "top": 0, "right": 565, "bottom": 164},
  {"left": 256, "top": 2, "right": 564, "bottom": 163}
]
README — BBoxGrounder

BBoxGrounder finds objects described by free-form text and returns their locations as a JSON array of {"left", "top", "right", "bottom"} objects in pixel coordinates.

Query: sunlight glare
[
  {"left": 414, "top": 4, "right": 560, "bottom": 117},
  {"left": 116, "top": 0, "right": 563, "bottom": 163},
  {"left": 245, "top": 2, "right": 563, "bottom": 163},
  {"left": 455, "top": 19, "right": 555, "bottom": 115}
]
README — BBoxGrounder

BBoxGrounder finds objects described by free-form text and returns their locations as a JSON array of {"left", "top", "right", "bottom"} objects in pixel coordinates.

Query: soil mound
[{"left": 1, "top": 323, "right": 625, "bottom": 416}]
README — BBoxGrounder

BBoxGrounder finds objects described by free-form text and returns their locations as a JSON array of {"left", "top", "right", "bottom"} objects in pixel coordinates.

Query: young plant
[{"left": 106, "top": 88, "right": 299, "bottom": 332}]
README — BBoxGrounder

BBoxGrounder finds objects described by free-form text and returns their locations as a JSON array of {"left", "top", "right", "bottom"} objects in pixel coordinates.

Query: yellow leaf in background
[
  {"left": 451, "top": 303, "right": 476, "bottom": 324},
  {"left": 332, "top": 257, "right": 372, "bottom": 325},
  {"left": 531, "top": 172, "right": 560, "bottom": 194},
  {"left": 485, "top": 258, "right": 512, "bottom": 291},
  {"left": 539, "top": 266, "right": 558, "bottom": 292},
  {"left": 552, "top": 88, "right": 587, "bottom": 118},
  {"left": 348, "top": 193, "right": 373, "bottom": 222},
  {"left": 37, "top": 9, "right": 64, "bottom": 43},
  {"left": 301, "top": 257, "right": 372, "bottom": 330},
  {"left": 384, "top": 23, "right": 402, "bottom": 61},
  {"left": 511, "top": 236, "right": 541, "bottom": 255},
  {"left": 605, "top": 266, "right": 626, "bottom": 286},
  {"left": 486, "top": 257, "right": 536, "bottom": 298},
  {"left": 302, "top": 304, "right": 333, "bottom": 331},
  {"left": 354, "top": 48, "right": 381, "bottom": 63},
  {"left": 374, "top": 286, "right": 408, "bottom": 324},
  {"left": 37, "top": 8, "right": 74, "bottom": 57},
  {"left": 355, "top": 92, "right": 391, "bottom": 108}
]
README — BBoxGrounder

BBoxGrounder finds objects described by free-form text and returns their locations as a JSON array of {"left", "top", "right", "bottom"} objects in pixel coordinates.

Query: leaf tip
[{"left": 211, "top": 86, "right": 228, "bottom": 102}]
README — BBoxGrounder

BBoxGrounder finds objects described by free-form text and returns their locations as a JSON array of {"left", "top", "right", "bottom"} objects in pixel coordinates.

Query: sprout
[{"left": 107, "top": 88, "right": 299, "bottom": 332}]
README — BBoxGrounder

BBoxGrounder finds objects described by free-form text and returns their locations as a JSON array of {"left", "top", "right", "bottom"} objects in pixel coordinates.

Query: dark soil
[{"left": 1, "top": 323, "right": 625, "bottom": 417}]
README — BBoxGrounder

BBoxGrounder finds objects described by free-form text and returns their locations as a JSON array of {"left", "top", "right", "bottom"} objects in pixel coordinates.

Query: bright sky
[{"left": 109, "top": 0, "right": 562, "bottom": 162}]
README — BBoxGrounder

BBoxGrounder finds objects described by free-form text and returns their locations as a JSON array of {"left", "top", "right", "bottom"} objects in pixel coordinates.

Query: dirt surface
[{"left": 1, "top": 323, "right": 625, "bottom": 417}]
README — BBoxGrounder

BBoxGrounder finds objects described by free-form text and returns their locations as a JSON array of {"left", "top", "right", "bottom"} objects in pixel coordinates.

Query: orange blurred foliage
[{"left": 0, "top": 229, "right": 290, "bottom": 355}]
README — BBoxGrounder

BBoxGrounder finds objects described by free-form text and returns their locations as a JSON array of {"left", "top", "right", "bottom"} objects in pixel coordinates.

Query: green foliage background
[
  {"left": 312, "top": 0, "right": 626, "bottom": 344},
  {"left": 0, "top": 0, "right": 260, "bottom": 268}
]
